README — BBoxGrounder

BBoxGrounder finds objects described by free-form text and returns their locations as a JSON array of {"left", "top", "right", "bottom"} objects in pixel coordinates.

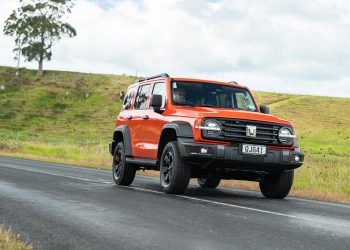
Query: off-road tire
[
  {"left": 197, "top": 177, "right": 221, "bottom": 188},
  {"left": 160, "top": 141, "right": 191, "bottom": 194},
  {"left": 112, "top": 141, "right": 136, "bottom": 186},
  {"left": 259, "top": 170, "right": 294, "bottom": 199}
]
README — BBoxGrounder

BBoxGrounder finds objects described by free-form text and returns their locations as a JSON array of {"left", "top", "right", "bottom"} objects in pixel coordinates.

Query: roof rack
[
  {"left": 228, "top": 81, "right": 238, "bottom": 84},
  {"left": 137, "top": 73, "right": 170, "bottom": 83}
]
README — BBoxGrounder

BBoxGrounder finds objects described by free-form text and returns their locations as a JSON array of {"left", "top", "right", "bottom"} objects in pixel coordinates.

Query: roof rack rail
[
  {"left": 228, "top": 81, "right": 238, "bottom": 84},
  {"left": 137, "top": 73, "right": 170, "bottom": 83}
]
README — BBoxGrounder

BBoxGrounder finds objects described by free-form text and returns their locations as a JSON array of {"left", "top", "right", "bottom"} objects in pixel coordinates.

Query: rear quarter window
[{"left": 122, "top": 87, "right": 136, "bottom": 110}]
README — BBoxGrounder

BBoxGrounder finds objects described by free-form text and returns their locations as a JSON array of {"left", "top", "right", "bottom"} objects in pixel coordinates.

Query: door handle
[
  {"left": 126, "top": 115, "right": 133, "bottom": 120},
  {"left": 141, "top": 115, "right": 149, "bottom": 120}
]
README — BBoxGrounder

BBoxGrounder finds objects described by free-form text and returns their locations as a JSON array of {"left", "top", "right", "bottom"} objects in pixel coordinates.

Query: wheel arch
[
  {"left": 157, "top": 121, "right": 193, "bottom": 160},
  {"left": 111, "top": 125, "right": 132, "bottom": 156}
]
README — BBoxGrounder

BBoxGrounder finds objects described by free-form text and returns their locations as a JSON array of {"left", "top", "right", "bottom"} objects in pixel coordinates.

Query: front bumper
[{"left": 177, "top": 138, "right": 304, "bottom": 172}]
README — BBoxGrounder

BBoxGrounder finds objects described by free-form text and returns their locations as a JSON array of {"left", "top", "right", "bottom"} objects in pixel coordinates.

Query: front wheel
[
  {"left": 160, "top": 141, "right": 191, "bottom": 194},
  {"left": 112, "top": 141, "right": 136, "bottom": 186},
  {"left": 259, "top": 170, "right": 294, "bottom": 199},
  {"left": 197, "top": 176, "right": 221, "bottom": 188}
]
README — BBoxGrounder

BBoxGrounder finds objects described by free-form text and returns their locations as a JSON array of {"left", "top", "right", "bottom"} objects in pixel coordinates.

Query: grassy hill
[{"left": 0, "top": 66, "right": 349, "bottom": 203}]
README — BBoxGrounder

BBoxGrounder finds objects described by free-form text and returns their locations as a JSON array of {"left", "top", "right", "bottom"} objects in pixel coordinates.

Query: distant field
[{"left": 0, "top": 66, "right": 349, "bottom": 203}]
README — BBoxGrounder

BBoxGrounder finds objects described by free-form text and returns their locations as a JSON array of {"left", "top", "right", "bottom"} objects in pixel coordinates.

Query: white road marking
[
  {"left": 120, "top": 185, "right": 305, "bottom": 220},
  {"left": 0, "top": 164, "right": 334, "bottom": 222},
  {"left": 0, "top": 164, "right": 112, "bottom": 185}
]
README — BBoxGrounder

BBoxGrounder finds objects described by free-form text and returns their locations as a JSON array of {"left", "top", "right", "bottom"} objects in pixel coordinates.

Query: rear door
[{"left": 130, "top": 83, "right": 153, "bottom": 158}]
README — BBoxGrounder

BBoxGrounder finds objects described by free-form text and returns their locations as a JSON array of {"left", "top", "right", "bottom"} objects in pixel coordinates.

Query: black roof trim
[
  {"left": 137, "top": 73, "right": 170, "bottom": 83},
  {"left": 228, "top": 81, "right": 238, "bottom": 84}
]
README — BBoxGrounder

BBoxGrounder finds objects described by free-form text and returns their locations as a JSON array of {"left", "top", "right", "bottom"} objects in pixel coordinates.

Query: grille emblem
[{"left": 246, "top": 125, "right": 257, "bottom": 138}]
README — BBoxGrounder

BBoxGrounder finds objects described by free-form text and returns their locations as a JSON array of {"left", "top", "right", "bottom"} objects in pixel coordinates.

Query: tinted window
[
  {"left": 122, "top": 87, "right": 136, "bottom": 110},
  {"left": 171, "top": 81, "right": 257, "bottom": 112},
  {"left": 152, "top": 82, "right": 166, "bottom": 108},
  {"left": 134, "top": 84, "right": 151, "bottom": 109}
]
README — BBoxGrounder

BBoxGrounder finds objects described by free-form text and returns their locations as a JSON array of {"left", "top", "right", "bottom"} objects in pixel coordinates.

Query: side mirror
[
  {"left": 150, "top": 94, "right": 163, "bottom": 113},
  {"left": 260, "top": 105, "right": 270, "bottom": 114}
]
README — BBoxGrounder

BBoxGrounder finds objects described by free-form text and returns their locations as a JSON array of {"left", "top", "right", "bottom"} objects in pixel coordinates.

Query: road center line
[{"left": 0, "top": 164, "right": 304, "bottom": 220}]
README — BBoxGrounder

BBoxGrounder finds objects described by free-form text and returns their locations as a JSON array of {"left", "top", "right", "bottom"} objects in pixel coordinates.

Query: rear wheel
[
  {"left": 197, "top": 176, "right": 221, "bottom": 189},
  {"left": 112, "top": 141, "right": 136, "bottom": 186},
  {"left": 259, "top": 170, "right": 294, "bottom": 199},
  {"left": 160, "top": 141, "right": 191, "bottom": 194}
]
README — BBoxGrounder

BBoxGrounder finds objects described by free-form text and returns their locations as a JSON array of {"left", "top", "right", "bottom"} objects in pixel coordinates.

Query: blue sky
[{"left": 1, "top": 0, "right": 350, "bottom": 97}]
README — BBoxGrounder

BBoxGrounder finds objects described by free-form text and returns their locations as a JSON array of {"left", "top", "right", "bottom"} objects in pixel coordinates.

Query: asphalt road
[{"left": 0, "top": 156, "right": 349, "bottom": 250}]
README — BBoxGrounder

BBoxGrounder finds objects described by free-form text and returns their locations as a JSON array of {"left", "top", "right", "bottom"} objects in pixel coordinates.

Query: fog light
[
  {"left": 294, "top": 155, "right": 300, "bottom": 162},
  {"left": 200, "top": 148, "right": 208, "bottom": 154}
]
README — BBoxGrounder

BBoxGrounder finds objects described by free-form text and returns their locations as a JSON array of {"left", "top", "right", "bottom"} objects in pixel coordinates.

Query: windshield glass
[{"left": 171, "top": 81, "right": 257, "bottom": 112}]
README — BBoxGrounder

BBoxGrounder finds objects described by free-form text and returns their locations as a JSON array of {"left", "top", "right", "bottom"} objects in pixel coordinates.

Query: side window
[
  {"left": 235, "top": 92, "right": 255, "bottom": 111},
  {"left": 122, "top": 87, "right": 136, "bottom": 110},
  {"left": 134, "top": 84, "right": 151, "bottom": 110},
  {"left": 152, "top": 82, "right": 166, "bottom": 108}
]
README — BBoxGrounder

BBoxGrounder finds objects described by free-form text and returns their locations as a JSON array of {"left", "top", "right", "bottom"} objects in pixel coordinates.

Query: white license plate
[{"left": 242, "top": 144, "right": 267, "bottom": 155}]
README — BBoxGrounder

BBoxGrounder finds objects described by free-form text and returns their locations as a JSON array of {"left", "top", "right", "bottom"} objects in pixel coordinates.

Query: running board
[{"left": 125, "top": 157, "right": 158, "bottom": 166}]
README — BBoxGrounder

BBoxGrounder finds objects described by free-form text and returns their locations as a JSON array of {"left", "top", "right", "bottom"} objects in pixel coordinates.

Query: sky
[{"left": 0, "top": 0, "right": 350, "bottom": 97}]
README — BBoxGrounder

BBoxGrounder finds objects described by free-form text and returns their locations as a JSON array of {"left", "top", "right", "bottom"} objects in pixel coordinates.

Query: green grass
[{"left": 0, "top": 66, "right": 349, "bottom": 203}]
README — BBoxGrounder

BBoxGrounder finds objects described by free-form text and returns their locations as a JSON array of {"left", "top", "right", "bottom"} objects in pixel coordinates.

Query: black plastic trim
[
  {"left": 137, "top": 73, "right": 169, "bottom": 83},
  {"left": 111, "top": 125, "right": 132, "bottom": 156},
  {"left": 177, "top": 138, "right": 304, "bottom": 171},
  {"left": 163, "top": 121, "right": 194, "bottom": 138},
  {"left": 125, "top": 157, "right": 157, "bottom": 166}
]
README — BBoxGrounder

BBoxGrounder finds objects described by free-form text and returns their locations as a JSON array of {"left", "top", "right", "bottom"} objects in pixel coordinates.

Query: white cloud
[{"left": 0, "top": 0, "right": 350, "bottom": 97}]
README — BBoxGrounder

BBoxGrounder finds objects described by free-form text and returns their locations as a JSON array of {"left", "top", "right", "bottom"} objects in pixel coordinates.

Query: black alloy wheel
[
  {"left": 160, "top": 141, "right": 191, "bottom": 194},
  {"left": 162, "top": 148, "right": 174, "bottom": 186},
  {"left": 112, "top": 141, "right": 136, "bottom": 186}
]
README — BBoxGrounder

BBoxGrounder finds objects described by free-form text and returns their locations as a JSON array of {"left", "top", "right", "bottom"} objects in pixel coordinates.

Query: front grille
[{"left": 203, "top": 118, "right": 292, "bottom": 146}]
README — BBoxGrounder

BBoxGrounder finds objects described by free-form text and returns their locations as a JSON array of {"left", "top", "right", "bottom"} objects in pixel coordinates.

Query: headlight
[
  {"left": 278, "top": 127, "right": 296, "bottom": 144},
  {"left": 195, "top": 119, "right": 221, "bottom": 137}
]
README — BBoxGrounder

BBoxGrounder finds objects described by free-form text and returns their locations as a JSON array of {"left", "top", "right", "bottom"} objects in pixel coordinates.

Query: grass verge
[
  {"left": 0, "top": 225, "right": 32, "bottom": 250},
  {"left": 1, "top": 139, "right": 349, "bottom": 204}
]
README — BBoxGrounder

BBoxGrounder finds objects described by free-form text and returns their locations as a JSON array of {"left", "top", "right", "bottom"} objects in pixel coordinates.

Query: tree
[{"left": 3, "top": 0, "right": 77, "bottom": 77}]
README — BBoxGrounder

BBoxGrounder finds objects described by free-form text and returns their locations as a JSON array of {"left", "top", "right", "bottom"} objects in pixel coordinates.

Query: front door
[{"left": 131, "top": 82, "right": 166, "bottom": 159}]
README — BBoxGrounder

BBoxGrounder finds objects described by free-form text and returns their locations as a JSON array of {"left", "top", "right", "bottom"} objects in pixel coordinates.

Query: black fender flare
[
  {"left": 157, "top": 121, "right": 194, "bottom": 160},
  {"left": 110, "top": 125, "right": 132, "bottom": 156},
  {"left": 162, "top": 121, "right": 194, "bottom": 138}
]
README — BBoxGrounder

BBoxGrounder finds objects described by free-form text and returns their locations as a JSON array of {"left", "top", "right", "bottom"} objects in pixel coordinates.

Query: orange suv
[{"left": 109, "top": 73, "right": 304, "bottom": 198}]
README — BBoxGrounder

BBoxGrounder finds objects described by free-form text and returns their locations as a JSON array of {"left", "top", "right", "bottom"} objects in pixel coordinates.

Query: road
[{"left": 0, "top": 156, "right": 349, "bottom": 250}]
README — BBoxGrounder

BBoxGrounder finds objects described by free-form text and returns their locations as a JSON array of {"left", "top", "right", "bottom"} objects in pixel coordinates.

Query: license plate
[{"left": 241, "top": 144, "right": 267, "bottom": 155}]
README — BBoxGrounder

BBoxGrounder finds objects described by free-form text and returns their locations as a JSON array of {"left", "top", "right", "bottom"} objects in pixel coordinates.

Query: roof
[{"left": 129, "top": 73, "right": 247, "bottom": 89}]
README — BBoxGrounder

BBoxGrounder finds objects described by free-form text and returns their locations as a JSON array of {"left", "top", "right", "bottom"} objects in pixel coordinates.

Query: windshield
[{"left": 171, "top": 81, "right": 257, "bottom": 112}]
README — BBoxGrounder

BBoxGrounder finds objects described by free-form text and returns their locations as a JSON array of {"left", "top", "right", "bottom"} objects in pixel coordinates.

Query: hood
[{"left": 170, "top": 107, "right": 292, "bottom": 126}]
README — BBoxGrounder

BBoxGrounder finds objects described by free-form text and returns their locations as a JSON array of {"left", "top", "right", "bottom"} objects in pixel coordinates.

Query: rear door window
[{"left": 134, "top": 84, "right": 151, "bottom": 110}]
